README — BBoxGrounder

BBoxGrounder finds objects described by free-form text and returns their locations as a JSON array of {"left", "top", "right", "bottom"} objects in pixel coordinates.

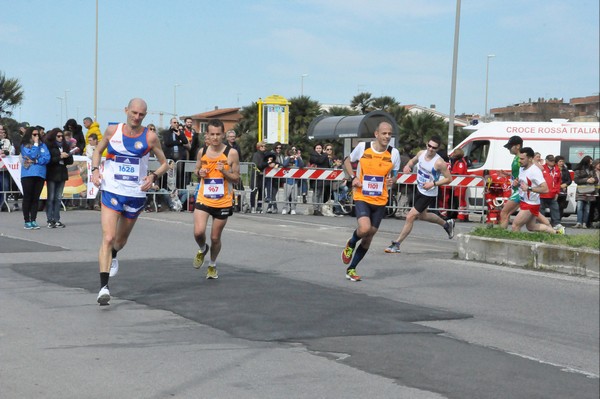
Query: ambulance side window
[
  {"left": 561, "top": 141, "right": 600, "bottom": 168},
  {"left": 462, "top": 140, "right": 490, "bottom": 169}
]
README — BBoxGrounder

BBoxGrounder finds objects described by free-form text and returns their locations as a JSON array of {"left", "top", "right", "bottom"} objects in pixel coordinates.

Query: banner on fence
[{"left": 2, "top": 155, "right": 103, "bottom": 199}]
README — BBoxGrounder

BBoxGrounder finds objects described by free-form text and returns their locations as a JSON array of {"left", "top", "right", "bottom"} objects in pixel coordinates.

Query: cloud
[{"left": 0, "top": 22, "right": 24, "bottom": 45}]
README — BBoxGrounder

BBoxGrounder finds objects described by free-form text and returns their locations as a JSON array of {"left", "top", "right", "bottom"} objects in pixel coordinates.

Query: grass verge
[{"left": 470, "top": 226, "right": 600, "bottom": 251}]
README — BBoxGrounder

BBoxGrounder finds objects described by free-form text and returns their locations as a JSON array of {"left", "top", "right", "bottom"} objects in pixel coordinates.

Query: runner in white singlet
[{"left": 90, "top": 98, "right": 169, "bottom": 306}]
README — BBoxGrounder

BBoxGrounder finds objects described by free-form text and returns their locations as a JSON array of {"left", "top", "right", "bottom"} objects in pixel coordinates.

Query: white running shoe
[
  {"left": 281, "top": 209, "right": 288, "bottom": 215},
  {"left": 109, "top": 258, "right": 119, "bottom": 277},
  {"left": 97, "top": 286, "right": 110, "bottom": 305},
  {"left": 290, "top": 210, "right": 296, "bottom": 215},
  {"left": 444, "top": 219, "right": 455, "bottom": 239}
]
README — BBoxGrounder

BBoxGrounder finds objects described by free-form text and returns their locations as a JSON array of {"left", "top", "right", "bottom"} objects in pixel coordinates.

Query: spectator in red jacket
[
  {"left": 448, "top": 148, "right": 469, "bottom": 220},
  {"left": 540, "top": 154, "right": 562, "bottom": 228}
]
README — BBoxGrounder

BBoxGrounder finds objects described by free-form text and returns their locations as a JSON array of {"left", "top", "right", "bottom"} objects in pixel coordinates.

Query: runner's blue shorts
[{"left": 102, "top": 191, "right": 146, "bottom": 219}]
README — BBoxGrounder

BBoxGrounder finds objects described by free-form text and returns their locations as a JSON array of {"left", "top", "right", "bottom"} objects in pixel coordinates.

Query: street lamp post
[
  {"left": 301, "top": 74, "right": 308, "bottom": 96},
  {"left": 94, "top": 0, "right": 98, "bottom": 121},
  {"left": 484, "top": 54, "right": 495, "bottom": 122},
  {"left": 173, "top": 84, "right": 181, "bottom": 116},
  {"left": 56, "top": 97, "right": 64, "bottom": 126},
  {"left": 446, "top": 0, "right": 461, "bottom": 152},
  {"left": 64, "top": 89, "right": 70, "bottom": 119}
]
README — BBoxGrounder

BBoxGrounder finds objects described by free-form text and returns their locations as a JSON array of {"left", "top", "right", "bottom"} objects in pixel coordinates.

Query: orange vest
[
  {"left": 354, "top": 143, "right": 394, "bottom": 206},
  {"left": 196, "top": 145, "right": 233, "bottom": 208}
]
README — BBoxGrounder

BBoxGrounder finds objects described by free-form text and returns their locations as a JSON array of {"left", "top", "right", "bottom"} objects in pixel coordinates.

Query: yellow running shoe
[
  {"left": 206, "top": 266, "right": 219, "bottom": 279},
  {"left": 193, "top": 244, "right": 209, "bottom": 269}
]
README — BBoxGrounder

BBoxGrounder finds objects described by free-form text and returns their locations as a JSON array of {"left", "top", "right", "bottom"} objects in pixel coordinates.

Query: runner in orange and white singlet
[
  {"left": 340, "top": 121, "right": 400, "bottom": 281},
  {"left": 192, "top": 119, "right": 240, "bottom": 280}
]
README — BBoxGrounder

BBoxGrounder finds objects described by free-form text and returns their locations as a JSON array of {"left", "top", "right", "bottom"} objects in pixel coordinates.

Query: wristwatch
[{"left": 91, "top": 166, "right": 99, "bottom": 172}]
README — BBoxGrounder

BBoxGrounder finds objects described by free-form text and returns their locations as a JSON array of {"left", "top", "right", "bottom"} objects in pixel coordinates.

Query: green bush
[{"left": 470, "top": 226, "right": 599, "bottom": 250}]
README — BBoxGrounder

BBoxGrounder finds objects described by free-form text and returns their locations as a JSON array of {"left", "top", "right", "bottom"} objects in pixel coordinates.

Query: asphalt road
[{"left": 1, "top": 208, "right": 598, "bottom": 399}]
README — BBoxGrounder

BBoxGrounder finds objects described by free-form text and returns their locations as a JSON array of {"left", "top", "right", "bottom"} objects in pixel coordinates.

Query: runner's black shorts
[
  {"left": 353, "top": 200, "right": 386, "bottom": 229},
  {"left": 413, "top": 189, "right": 437, "bottom": 213},
  {"left": 194, "top": 202, "right": 233, "bottom": 220}
]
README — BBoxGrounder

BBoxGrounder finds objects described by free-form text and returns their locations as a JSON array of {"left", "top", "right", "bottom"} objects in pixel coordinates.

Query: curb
[{"left": 457, "top": 234, "right": 600, "bottom": 278}]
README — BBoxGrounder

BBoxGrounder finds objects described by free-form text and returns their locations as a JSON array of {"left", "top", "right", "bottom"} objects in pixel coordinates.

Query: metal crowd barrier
[
  {"left": 259, "top": 167, "right": 346, "bottom": 214},
  {"left": 151, "top": 160, "right": 258, "bottom": 212},
  {"left": 253, "top": 168, "right": 487, "bottom": 219},
  {"left": 393, "top": 173, "right": 487, "bottom": 220}
]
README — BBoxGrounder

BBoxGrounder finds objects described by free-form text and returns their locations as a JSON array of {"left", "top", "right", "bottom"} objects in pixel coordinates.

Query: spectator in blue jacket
[{"left": 20, "top": 126, "right": 51, "bottom": 229}]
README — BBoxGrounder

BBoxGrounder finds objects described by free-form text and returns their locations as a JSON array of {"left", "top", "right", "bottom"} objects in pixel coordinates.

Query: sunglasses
[
  {"left": 32, "top": 134, "right": 39, "bottom": 136},
  {"left": 427, "top": 144, "right": 439, "bottom": 150},
  {"left": 149, "top": 127, "right": 156, "bottom": 131}
]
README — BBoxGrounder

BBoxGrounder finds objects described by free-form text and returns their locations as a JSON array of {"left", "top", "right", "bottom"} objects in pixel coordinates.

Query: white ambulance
[{"left": 452, "top": 119, "right": 600, "bottom": 216}]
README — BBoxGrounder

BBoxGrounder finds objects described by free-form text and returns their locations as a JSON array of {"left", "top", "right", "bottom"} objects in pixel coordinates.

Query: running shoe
[
  {"left": 30, "top": 221, "right": 41, "bottom": 230},
  {"left": 290, "top": 210, "right": 296, "bottom": 215},
  {"left": 47, "top": 221, "right": 56, "bottom": 228},
  {"left": 384, "top": 241, "right": 401, "bottom": 253},
  {"left": 109, "top": 258, "right": 119, "bottom": 277},
  {"left": 281, "top": 209, "right": 288, "bottom": 215},
  {"left": 206, "top": 266, "right": 219, "bottom": 279},
  {"left": 24, "top": 222, "right": 33, "bottom": 230},
  {"left": 444, "top": 219, "right": 455, "bottom": 239},
  {"left": 193, "top": 244, "right": 209, "bottom": 269},
  {"left": 341, "top": 240, "right": 354, "bottom": 264},
  {"left": 97, "top": 286, "right": 110, "bottom": 306},
  {"left": 555, "top": 225, "right": 566, "bottom": 235},
  {"left": 54, "top": 221, "right": 66, "bottom": 228},
  {"left": 345, "top": 269, "right": 361, "bottom": 282}
]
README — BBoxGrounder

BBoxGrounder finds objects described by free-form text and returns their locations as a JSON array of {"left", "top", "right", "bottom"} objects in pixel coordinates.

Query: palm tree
[
  {"left": 0, "top": 72, "right": 24, "bottom": 118},
  {"left": 235, "top": 102, "right": 259, "bottom": 162},
  {"left": 323, "top": 106, "right": 358, "bottom": 116},
  {"left": 350, "top": 92, "right": 373, "bottom": 114},
  {"left": 371, "top": 96, "right": 398, "bottom": 112},
  {"left": 388, "top": 104, "right": 409, "bottom": 127},
  {"left": 399, "top": 111, "right": 448, "bottom": 155},
  {"left": 288, "top": 95, "right": 321, "bottom": 150}
]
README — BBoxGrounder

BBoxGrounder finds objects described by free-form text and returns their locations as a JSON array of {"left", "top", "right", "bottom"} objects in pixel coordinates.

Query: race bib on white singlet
[
  {"left": 362, "top": 175, "right": 384, "bottom": 196},
  {"left": 114, "top": 156, "right": 141, "bottom": 182},
  {"left": 203, "top": 178, "right": 225, "bottom": 199},
  {"left": 417, "top": 169, "right": 433, "bottom": 189}
]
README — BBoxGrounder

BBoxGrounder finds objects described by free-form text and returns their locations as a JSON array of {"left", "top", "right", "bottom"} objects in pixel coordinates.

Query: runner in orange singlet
[
  {"left": 192, "top": 119, "right": 240, "bottom": 279},
  {"left": 340, "top": 122, "right": 400, "bottom": 281}
]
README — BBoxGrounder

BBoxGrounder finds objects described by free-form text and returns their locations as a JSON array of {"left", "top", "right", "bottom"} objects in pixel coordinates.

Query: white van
[{"left": 452, "top": 120, "right": 600, "bottom": 216}]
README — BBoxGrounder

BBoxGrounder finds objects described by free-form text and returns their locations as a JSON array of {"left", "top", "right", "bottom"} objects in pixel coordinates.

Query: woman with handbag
[
  {"left": 573, "top": 155, "right": 597, "bottom": 228},
  {"left": 45, "top": 128, "right": 73, "bottom": 228}
]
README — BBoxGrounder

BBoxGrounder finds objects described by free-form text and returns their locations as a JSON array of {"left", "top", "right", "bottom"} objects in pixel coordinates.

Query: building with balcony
[
  {"left": 182, "top": 107, "right": 242, "bottom": 133},
  {"left": 491, "top": 95, "right": 599, "bottom": 122}
]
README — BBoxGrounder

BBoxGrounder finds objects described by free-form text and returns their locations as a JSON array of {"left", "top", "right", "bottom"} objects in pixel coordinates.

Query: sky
[{"left": 1, "top": 0, "right": 598, "bottom": 130}]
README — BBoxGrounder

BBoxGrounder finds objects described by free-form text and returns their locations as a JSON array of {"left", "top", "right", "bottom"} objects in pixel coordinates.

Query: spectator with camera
[
  {"left": 309, "top": 143, "right": 331, "bottom": 216},
  {"left": 282, "top": 147, "right": 304, "bottom": 214},
  {"left": 263, "top": 141, "right": 284, "bottom": 214},
  {"left": 44, "top": 128, "right": 73, "bottom": 228}
]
